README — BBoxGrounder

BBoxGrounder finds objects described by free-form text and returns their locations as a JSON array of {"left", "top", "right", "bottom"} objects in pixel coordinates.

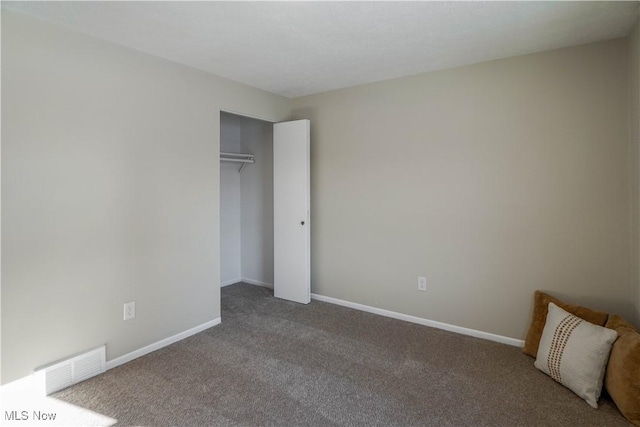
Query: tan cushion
[
  {"left": 535, "top": 303, "right": 617, "bottom": 408},
  {"left": 523, "top": 290, "right": 608, "bottom": 357},
  {"left": 605, "top": 315, "right": 640, "bottom": 426}
]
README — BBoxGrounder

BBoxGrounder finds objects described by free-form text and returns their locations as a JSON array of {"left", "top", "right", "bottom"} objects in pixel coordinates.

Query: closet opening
[{"left": 220, "top": 111, "right": 275, "bottom": 289}]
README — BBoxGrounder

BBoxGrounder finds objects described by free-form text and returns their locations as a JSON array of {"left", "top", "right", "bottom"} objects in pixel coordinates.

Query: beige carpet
[{"left": 54, "top": 283, "right": 630, "bottom": 426}]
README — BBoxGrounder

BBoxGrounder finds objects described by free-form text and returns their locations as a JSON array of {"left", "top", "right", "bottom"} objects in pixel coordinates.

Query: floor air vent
[{"left": 35, "top": 345, "right": 106, "bottom": 395}]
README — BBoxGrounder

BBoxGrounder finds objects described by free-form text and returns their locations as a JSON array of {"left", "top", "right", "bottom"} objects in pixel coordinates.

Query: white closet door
[{"left": 273, "top": 119, "right": 310, "bottom": 304}]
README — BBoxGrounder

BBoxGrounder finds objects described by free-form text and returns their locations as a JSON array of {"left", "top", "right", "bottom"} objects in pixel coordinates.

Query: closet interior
[{"left": 220, "top": 111, "right": 274, "bottom": 288}]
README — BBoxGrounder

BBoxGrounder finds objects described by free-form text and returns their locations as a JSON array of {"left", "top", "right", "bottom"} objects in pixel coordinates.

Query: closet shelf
[{"left": 220, "top": 151, "right": 255, "bottom": 173}]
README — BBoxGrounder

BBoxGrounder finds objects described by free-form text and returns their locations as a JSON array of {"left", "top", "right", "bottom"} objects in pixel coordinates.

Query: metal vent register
[{"left": 34, "top": 345, "right": 106, "bottom": 394}]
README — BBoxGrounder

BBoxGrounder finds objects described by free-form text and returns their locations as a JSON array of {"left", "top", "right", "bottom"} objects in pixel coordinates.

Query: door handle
[{"left": 301, "top": 221, "right": 305, "bottom": 225}]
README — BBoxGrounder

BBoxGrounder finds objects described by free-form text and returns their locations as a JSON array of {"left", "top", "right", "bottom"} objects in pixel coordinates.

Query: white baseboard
[
  {"left": 241, "top": 278, "right": 274, "bottom": 289},
  {"left": 221, "top": 278, "right": 241, "bottom": 287},
  {"left": 105, "top": 317, "right": 222, "bottom": 370},
  {"left": 311, "top": 293, "right": 524, "bottom": 347}
]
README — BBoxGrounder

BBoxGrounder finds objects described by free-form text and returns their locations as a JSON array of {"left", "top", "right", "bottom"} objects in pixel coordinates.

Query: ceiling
[{"left": 3, "top": 1, "right": 638, "bottom": 98}]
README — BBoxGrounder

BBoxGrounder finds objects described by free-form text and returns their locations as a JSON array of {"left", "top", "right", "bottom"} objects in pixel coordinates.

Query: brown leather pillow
[
  {"left": 522, "top": 290, "right": 608, "bottom": 357},
  {"left": 605, "top": 315, "right": 640, "bottom": 426}
]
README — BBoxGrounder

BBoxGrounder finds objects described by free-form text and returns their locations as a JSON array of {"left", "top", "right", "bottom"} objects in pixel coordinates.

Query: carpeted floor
[{"left": 54, "top": 283, "right": 630, "bottom": 426}]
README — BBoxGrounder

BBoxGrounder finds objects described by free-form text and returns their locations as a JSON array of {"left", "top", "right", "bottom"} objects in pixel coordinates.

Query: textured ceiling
[{"left": 3, "top": 1, "right": 639, "bottom": 98}]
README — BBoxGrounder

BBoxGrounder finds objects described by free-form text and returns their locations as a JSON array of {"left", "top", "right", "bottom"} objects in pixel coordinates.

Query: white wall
[
  {"left": 240, "top": 117, "right": 274, "bottom": 285},
  {"left": 1, "top": 11, "right": 290, "bottom": 384},
  {"left": 293, "top": 38, "right": 633, "bottom": 339},
  {"left": 220, "top": 113, "right": 242, "bottom": 285}
]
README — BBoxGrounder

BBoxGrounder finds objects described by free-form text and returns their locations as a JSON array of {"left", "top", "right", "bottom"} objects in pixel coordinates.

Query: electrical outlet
[
  {"left": 124, "top": 301, "right": 136, "bottom": 320},
  {"left": 417, "top": 277, "right": 427, "bottom": 292}
]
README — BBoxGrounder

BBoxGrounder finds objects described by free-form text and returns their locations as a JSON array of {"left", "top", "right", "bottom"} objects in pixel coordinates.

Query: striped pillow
[{"left": 535, "top": 302, "right": 618, "bottom": 408}]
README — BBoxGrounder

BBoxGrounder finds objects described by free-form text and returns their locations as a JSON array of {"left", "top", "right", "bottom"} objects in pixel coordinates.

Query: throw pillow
[
  {"left": 605, "top": 315, "right": 640, "bottom": 426},
  {"left": 523, "top": 290, "right": 608, "bottom": 357},
  {"left": 535, "top": 302, "right": 617, "bottom": 408}
]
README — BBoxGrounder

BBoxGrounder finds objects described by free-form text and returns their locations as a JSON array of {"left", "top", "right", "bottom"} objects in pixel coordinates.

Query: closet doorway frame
[{"left": 218, "top": 109, "right": 278, "bottom": 298}]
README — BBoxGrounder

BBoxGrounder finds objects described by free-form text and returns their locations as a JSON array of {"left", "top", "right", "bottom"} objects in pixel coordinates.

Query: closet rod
[
  {"left": 220, "top": 158, "right": 255, "bottom": 164},
  {"left": 220, "top": 152, "right": 253, "bottom": 158},
  {"left": 220, "top": 152, "right": 254, "bottom": 173}
]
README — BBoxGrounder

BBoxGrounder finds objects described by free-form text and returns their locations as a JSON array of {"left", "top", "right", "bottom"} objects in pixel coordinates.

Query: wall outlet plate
[
  {"left": 124, "top": 301, "right": 136, "bottom": 320},
  {"left": 418, "top": 277, "right": 427, "bottom": 291}
]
